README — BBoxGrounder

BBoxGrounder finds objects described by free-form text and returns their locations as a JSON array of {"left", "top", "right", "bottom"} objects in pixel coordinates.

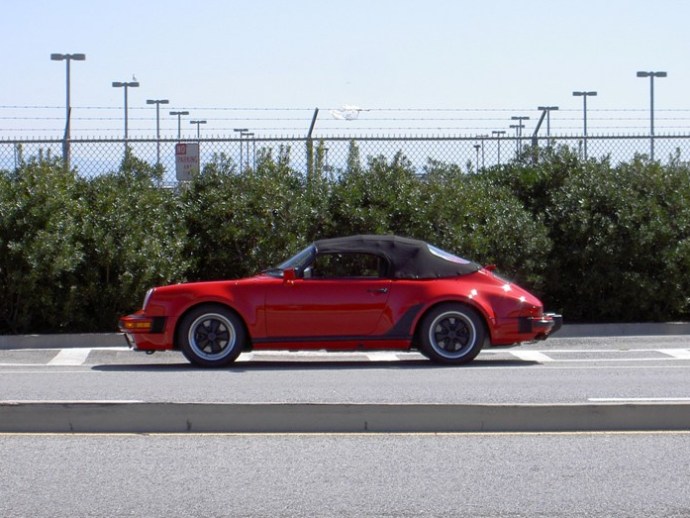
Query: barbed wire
[
  {"left": 4, "top": 105, "right": 690, "bottom": 111},
  {"left": 7, "top": 116, "right": 690, "bottom": 124},
  {"left": 4, "top": 105, "right": 690, "bottom": 138}
]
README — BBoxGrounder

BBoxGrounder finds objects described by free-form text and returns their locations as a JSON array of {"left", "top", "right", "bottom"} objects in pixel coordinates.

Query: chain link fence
[{"left": 2, "top": 134, "right": 690, "bottom": 185}]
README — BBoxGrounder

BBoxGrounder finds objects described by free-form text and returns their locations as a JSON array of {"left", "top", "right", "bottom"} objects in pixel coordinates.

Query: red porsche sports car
[{"left": 119, "top": 235, "right": 561, "bottom": 367}]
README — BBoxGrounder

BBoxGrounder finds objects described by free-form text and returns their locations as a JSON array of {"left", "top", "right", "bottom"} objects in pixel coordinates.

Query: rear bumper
[{"left": 519, "top": 312, "right": 562, "bottom": 339}]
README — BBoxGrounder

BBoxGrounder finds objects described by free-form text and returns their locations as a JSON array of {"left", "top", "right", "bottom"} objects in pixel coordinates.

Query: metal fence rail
[{"left": 2, "top": 134, "right": 690, "bottom": 184}]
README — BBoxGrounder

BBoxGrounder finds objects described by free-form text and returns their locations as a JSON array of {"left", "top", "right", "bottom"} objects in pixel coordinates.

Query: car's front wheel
[
  {"left": 419, "top": 304, "right": 485, "bottom": 364},
  {"left": 178, "top": 305, "right": 246, "bottom": 367}
]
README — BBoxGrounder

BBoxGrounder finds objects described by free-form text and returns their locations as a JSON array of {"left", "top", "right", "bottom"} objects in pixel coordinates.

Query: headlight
[{"left": 142, "top": 288, "right": 155, "bottom": 310}]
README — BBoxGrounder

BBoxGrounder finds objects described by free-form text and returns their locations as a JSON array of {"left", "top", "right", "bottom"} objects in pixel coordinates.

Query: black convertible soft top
[{"left": 314, "top": 235, "right": 481, "bottom": 279}]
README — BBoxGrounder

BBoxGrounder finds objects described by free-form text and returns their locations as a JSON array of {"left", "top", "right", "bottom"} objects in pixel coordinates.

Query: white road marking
[
  {"left": 366, "top": 352, "right": 402, "bottom": 361},
  {"left": 541, "top": 357, "right": 680, "bottom": 363},
  {"left": 4, "top": 347, "right": 130, "bottom": 352},
  {"left": 0, "top": 363, "right": 51, "bottom": 367},
  {"left": 509, "top": 351, "right": 554, "bottom": 363},
  {"left": 658, "top": 349, "right": 690, "bottom": 359},
  {"left": 588, "top": 397, "right": 690, "bottom": 402},
  {"left": 520, "top": 348, "right": 690, "bottom": 354},
  {"left": 3, "top": 347, "right": 690, "bottom": 368},
  {"left": 237, "top": 351, "right": 412, "bottom": 362},
  {"left": 47, "top": 348, "right": 91, "bottom": 366},
  {"left": 1, "top": 400, "right": 145, "bottom": 404}
]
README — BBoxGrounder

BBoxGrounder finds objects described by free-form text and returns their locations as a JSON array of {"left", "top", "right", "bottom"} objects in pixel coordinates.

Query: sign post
[{"left": 175, "top": 143, "right": 200, "bottom": 182}]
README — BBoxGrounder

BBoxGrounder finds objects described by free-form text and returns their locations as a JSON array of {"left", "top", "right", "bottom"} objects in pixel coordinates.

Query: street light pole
[
  {"left": 572, "top": 91, "right": 597, "bottom": 160},
  {"left": 510, "top": 116, "right": 529, "bottom": 159},
  {"left": 492, "top": 130, "right": 506, "bottom": 166},
  {"left": 234, "top": 128, "right": 248, "bottom": 171},
  {"left": 170, "top": 111, "right": 189, "bottom": 140},
  {"left": 146, "top": 99, "right": 169, "bottom": 166},
  {"left": 477, "top": 135, "right": 488, "bottom": 169},
  {"left": 509, "top": 124, "right": 522, "bottom": 158},
  {"left": 51, "top": 53, "right": 86, "bottom": 171},
  {"left": 190, "top": 120, "right": 207, "bottom": 141},
  {"left": 636, "top": 71, "right": 667, "bottom": 161},
  {"left": 112, "top": 80, "right": 140, "bottom": 158},
  {"left": 243, "top": 132, "right": 255, "bottom": 169}
]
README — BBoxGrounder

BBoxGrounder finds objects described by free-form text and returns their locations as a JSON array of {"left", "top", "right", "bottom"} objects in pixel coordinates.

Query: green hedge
[{"left": 1, "top": 144, "right": 689, "bottom": 333}]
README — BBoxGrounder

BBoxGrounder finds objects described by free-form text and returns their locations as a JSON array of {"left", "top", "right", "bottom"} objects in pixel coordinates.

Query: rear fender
[{"left": 411, "top": 297, "right": 495, "bottom": 344}]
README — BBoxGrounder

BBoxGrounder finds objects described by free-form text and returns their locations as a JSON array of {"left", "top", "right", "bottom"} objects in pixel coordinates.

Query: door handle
[{"left": 367, "top": 288, "right": 389, "bottom": 294}]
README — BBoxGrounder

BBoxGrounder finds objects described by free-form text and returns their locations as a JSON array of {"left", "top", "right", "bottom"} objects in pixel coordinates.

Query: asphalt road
[
  {"left": 1, "top": 336, "right": 690, "bottom": 404},
  {"left": 2, "top": 432, "right": 689, "bottom": 517},
  {"left": 2, "top": 336, "right": 690, "bottom": 516}
]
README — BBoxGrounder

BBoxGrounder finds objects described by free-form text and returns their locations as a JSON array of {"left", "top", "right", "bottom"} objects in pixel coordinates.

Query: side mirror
[
  {"left": 283, "top": 267, "right": 297, "bottom": 281},
  {"left": 484, "top": 264, "right": 497, "bottom": 272}
]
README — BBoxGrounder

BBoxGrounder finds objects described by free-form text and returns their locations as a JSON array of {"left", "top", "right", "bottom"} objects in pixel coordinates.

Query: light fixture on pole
[
  {"left": 572, "top": 91, "right": 597, "bottom": 160},
  {"left": 146, "top": 99, "right": 169, "bottom": 166},
  {"left": 112, "top": 80, "right": 140, "bottom": 157},
  {"left": 190, "top": 120, "right": 207, "bottom": 140},
  {"left": 51, "top": 53, "right": 86, "bottom": 171},
  {"left": 636, "top": 71, "right": 667, "bottom": 161},
  {"left": 510, "top": 116, "right": 529, "bottom": 138},
  {"left": 537, "top": 106, "right": 559, "bottom": 139},
  {"left": 170, "top": 111, "right": 189, "bottom": 140}
]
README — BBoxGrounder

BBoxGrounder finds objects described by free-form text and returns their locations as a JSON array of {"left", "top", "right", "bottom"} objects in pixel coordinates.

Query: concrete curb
[
  {"left": 2, "top": 402, "right": 690, "bottom": 434},
  {"left": 1, "top": 323, "right": 689, "bottom": 350},
  {"left": 0, "top": 333, "right": 125, "bottom": 350},
  {"left": 556, "top": 322, "right": 690, "bottom": 338}
]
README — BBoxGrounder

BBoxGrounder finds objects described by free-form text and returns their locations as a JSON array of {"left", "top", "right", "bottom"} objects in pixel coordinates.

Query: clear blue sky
[{"left": 2, "top": 0, "right": 689, "bottom": 138}]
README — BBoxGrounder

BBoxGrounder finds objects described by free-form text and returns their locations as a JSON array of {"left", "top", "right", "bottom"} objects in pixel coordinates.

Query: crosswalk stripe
[
  {"left": 658, "top": 349, "right": 690, "bottom": 360},
  {"left": 366, "top": 352, "right": 401, "bottom": 361},
  {"left": 509, "top": 350, "right": 554, "bottom": 363},
  {"left": 47, "top": 348, "right": 91, "bottom": 366}
]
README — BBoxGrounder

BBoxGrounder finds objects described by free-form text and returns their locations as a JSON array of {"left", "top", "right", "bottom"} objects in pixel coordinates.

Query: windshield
[{"left": 267, "top": 245, "right": 316, "bottom": 276}]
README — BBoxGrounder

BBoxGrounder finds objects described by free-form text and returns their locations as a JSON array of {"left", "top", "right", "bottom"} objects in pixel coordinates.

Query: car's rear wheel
[
  {"left": 419, "top": 304, "right": 485, "bottom": 364},
  {"left": 178, "top": 305, "right": 246, "bottom": 367}
]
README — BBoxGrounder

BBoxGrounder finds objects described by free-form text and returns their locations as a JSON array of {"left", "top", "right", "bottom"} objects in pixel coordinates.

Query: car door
[{"left": 264, "top": 252, "right": 392, "bottom": 338}]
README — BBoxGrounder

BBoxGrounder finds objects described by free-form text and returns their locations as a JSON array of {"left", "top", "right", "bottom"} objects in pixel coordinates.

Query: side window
[{"left": 307, "top": 253, "right": 387, "bottom": 279}]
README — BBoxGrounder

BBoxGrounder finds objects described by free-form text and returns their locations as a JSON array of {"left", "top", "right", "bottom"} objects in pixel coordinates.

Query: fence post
[{"left": 306, "top": 108, "right": 319, "bottom": 188}]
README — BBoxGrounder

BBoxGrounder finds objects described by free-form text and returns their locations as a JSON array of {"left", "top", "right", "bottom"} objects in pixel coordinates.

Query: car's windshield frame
[{"left": 263, "top": 245, "right": 316, "bottom": 277}]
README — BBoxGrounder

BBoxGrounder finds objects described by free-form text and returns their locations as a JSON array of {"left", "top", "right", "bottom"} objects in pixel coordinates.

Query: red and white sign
[{"left": 175, "top": 143, "right": 200, "bottom": 181}]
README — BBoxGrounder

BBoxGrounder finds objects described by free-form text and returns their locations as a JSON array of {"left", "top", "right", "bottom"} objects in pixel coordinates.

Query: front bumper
[
  {"left": 118, "top": 312, "right": 168, "bottom": 350},
  {"left": 122, "top": 331, "right": 136, "bottom": 349}
]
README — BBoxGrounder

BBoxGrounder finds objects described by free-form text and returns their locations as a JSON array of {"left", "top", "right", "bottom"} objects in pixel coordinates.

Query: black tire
[
  {"left": 419, "top": 304, "right": 485, "bottom": 364},
  {"left": 178, "top": 305, "right": 246, "bottom": 367}
]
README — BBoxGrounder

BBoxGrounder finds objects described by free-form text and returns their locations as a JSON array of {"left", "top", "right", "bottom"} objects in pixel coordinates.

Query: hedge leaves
[{"left": 2, "top": 145, "right": 690, "bottom": 333}]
